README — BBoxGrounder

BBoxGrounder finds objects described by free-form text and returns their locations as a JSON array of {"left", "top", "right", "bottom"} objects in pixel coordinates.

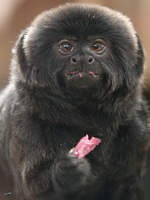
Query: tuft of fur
[{"left": 0, "top": 3, "right": 150, "bottom": 200}]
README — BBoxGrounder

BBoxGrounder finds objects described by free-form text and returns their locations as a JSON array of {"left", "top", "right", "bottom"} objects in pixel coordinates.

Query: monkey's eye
[
  {"left": 90, "top": 40, "right": 105, "bottom": 54},
  {"left": 58, "top": 40, "right": 73, "bottom": 55}
]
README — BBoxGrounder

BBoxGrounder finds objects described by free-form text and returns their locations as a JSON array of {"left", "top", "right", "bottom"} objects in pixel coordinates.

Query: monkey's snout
[{"left": 70, "top": 55, "right": 95, "bottom": 65}]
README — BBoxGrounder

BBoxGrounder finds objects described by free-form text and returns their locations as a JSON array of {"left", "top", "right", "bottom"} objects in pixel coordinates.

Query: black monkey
[{"left": 0, "top": 3, "right": 150, "bottom": 200}]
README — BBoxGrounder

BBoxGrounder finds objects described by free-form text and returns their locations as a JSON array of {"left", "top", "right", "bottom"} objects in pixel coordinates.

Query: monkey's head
[{"left": 12, "top": 3, "right": 144, "bottom": 104}]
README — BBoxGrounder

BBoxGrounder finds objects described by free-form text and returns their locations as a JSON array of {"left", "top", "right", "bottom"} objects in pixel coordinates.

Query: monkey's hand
[{"left": 52, "top": 154, "right": 91, "bottom": 195}]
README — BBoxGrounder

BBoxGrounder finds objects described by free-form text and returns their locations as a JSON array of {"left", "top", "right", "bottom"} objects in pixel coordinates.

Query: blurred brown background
[
  {"left": 0, "top": 0, "right": 150, "bottom": 199},
  {"left": 0, "top": 0, "right": 150, "bottom": 88}
]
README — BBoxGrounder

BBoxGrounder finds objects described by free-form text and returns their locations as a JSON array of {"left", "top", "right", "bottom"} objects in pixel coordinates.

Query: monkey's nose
[
  {"left": 70, "top": 55, "right": 95, "bottom": 65},
  {"left": 70, "top": 55, "right": 80, "bottom": 64},
  {"left": 87, "top": 56, "right": 95, "bottom": 64}
]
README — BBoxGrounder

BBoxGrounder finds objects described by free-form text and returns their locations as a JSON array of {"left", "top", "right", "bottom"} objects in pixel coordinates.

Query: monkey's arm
[
  {"left": 8, "top": 114, "right": 92, "bottom": 200},
  {"left": 110, "top": 109, "right": 149, "bottom": 200},
  {"left": 7, "top": 115, "right": 53, "bottom": 199}
]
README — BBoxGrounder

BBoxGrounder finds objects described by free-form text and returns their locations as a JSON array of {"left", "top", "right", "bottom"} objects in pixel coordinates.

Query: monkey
[{"left": 0, "top": 3, "right": 150, "bottom": 200}]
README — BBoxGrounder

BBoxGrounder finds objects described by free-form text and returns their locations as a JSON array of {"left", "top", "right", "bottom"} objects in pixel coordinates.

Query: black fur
[{"left": 0, "top": 3, "right": 150, "bottom": 200}]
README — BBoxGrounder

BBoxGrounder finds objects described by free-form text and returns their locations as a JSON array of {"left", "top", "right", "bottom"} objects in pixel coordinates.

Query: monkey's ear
[
  {"left": 12, "top": 28, "right": 50, "bottom": 87},
  {"left": 15, "top": 29, "right": 30, "bottom": 74},
  {"left": 135, "top": 34, "right": 144, "bottom": 76},
  {"left": 12, "top": 28, "right": 38, "bottom": 86}
]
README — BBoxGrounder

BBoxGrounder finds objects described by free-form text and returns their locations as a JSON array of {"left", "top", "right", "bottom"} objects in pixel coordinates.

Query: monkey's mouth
[
  {"left": 65, "top": 71, "right": 99, "bottom": 79},
  {"left": 64, "top": 71, "right": 99, "bottom": 88}
]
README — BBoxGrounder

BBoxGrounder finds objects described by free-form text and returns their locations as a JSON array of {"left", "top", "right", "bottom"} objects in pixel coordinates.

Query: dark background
[{"left": 0, "top": 0, "right": 149, "bottom": 199}]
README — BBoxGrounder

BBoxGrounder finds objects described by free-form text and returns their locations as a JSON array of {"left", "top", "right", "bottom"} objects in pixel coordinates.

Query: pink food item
[{"left": 72, "top": 134, "right": 101, "bottom": 159}]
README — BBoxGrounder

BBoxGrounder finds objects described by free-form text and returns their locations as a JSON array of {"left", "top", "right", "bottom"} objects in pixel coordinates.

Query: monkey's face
[
  {"left": 15, "top": 4, "right": 144, "bottom": 100},
  {"left": 54, "top": 37, "right": 107, "bottom": 89}
]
